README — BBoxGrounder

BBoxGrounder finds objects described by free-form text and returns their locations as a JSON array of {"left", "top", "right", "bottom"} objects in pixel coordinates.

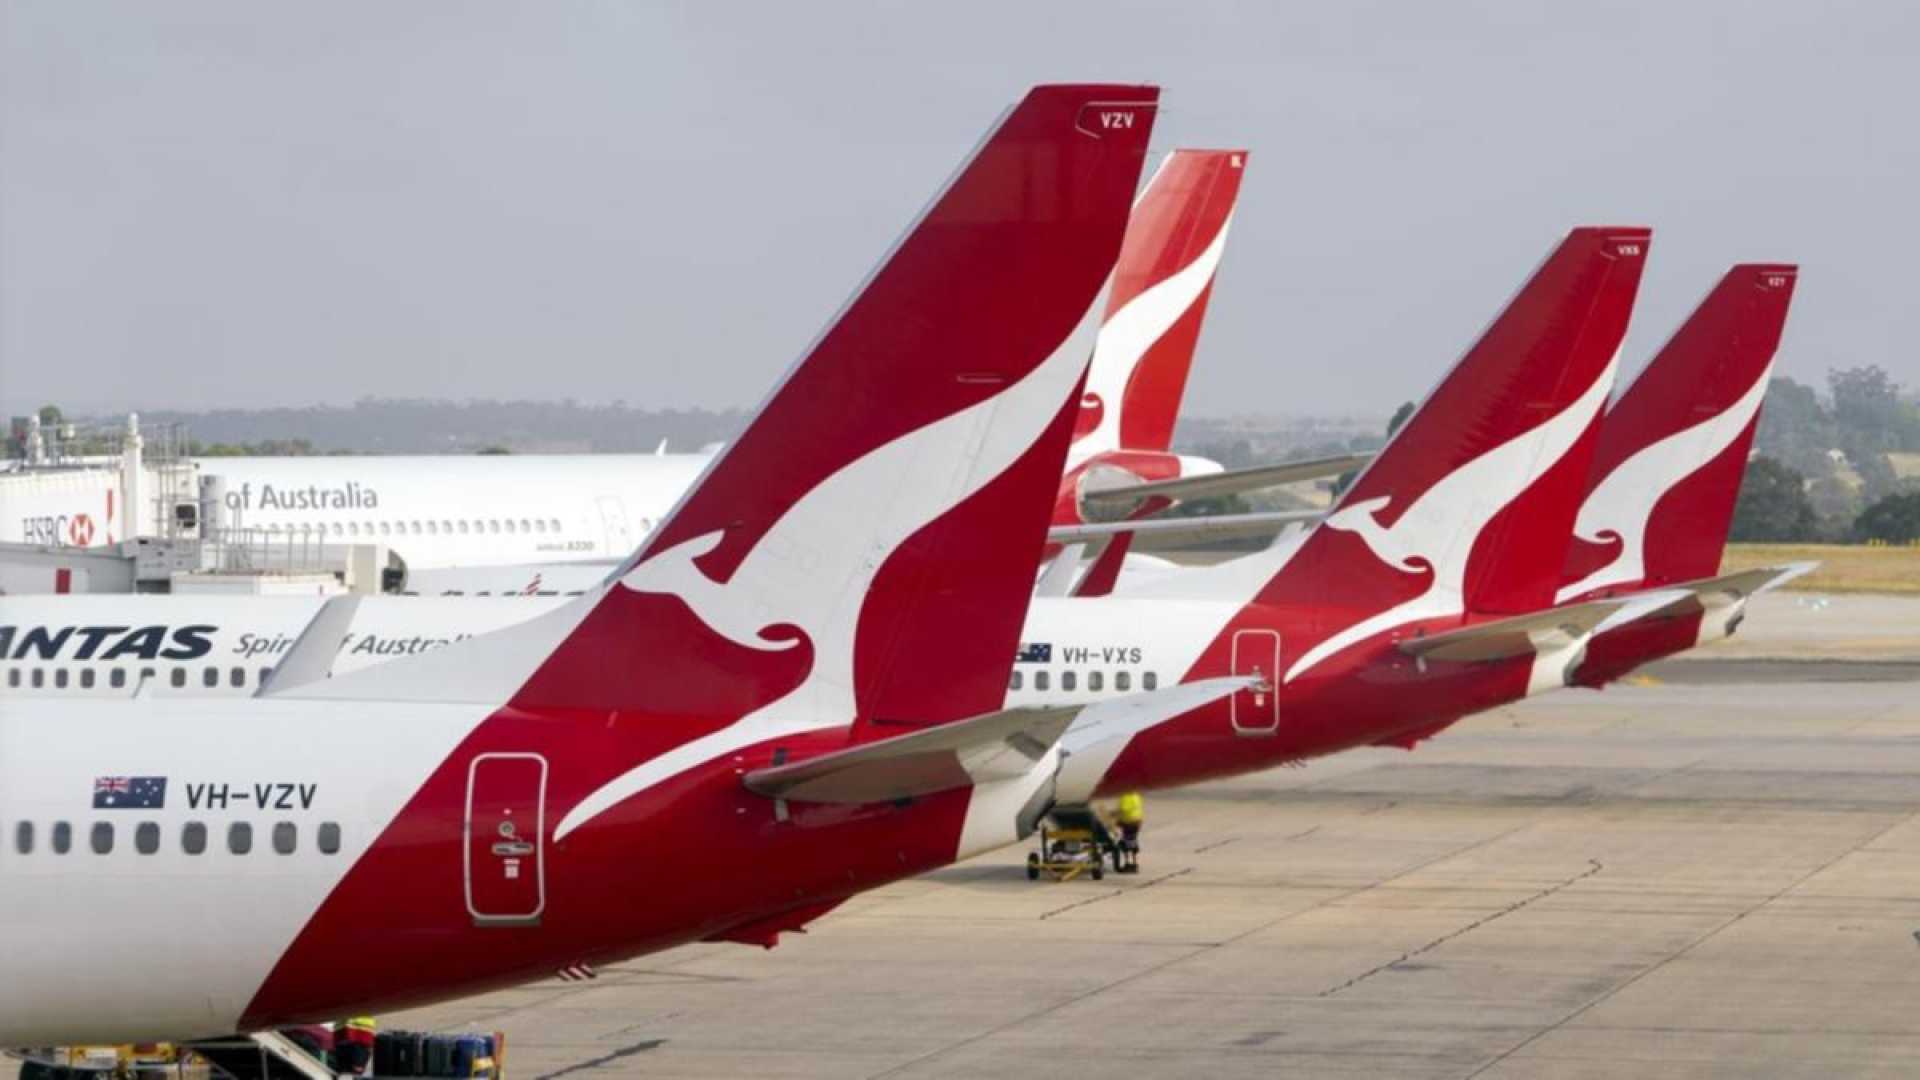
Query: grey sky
[{"left": 4, "top": 1, "right": 1916, "bottom": 421}]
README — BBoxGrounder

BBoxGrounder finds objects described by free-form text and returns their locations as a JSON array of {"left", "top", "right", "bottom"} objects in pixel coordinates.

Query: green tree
[
  {"left": 1854, "top": 492, "right": 1920, "bottom": 544},
  {"left": 36, "top": 404, "right": 64, "bottom": 429},
  {"left": 1729, "top": 457, "right": 1817, "bottom": 542},
  {"left": 476, "top": 445, "right": 513, "bottom": 455},
  {"left": 1753, "top": 376, "right": 1835, "bottom": 481},
  {"left": 1386, "top": 400, "right": 1416, "bottom": 437},
  {"left": 1830, "top": 366, "right": 1909, "bottom": 448},
  {"left": 1332, "top": 401, "right": 1413, "bottom": 497}
]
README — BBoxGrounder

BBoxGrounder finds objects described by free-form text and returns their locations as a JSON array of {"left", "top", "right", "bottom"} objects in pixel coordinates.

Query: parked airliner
[{"left": 3, "top": 84, "right": 1253, "bottom": 1056}]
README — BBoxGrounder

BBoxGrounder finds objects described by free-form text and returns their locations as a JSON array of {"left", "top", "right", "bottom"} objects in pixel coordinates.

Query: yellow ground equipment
[{"left": 1025, "top": 806, "right": 1117, "bottom": 882}]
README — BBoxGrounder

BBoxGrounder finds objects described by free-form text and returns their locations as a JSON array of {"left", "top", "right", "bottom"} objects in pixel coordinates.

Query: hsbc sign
[{"left": 18, "top": 512, "right": 106, "bottom": 549}]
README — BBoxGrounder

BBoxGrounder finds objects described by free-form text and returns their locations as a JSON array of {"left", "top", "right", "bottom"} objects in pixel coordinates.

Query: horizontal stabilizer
[
  {"left": 744, "top": 677, "right": 1251, "bottom": 805},
  {"left": 1048, "top": 509, "right": 1320, "bottom": 550},
  {"left": 1398, "top": 589, "right": 1689, "bottom": 663},
  {"left": 1051, "top": 677, "right": 1252, "bottom": 803},
  {"left": 1680, "top": 562, "right": 1817, "bottom": 609},
  {"left": 1078, "top": 452, "right": 1371, "bottom": 514},
  {"left": 745, "top": 703, "right": 1082, "bottom": 803}
]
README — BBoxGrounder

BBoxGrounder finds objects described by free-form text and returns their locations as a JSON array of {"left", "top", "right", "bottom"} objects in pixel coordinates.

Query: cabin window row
[
  {"left": 1007, "top": 669, "right": 1159, "bottom": 693},
  {"left": 259, "top": 518, "right": 570, "bottom": 539},
  {"left": 5, "top": 665, "right": 275, "bottom": 691},
  {"left": 12, "top": 819, "right": 341, "bottom": 857}
]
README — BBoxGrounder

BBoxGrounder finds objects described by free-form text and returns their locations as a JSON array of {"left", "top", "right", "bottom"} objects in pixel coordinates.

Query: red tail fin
[
  {"left": 1071, "top": 149, "right": 1248, "bottom": 461},
  {"left": 1254, "top": 227, "right": 1651, "bottom": 679},
  {"left": 1559, "top": 264, "right": 1798, "bottom": 600},
  {"left": 511, "top": 85, "right": 1161, "bottom": 722}
]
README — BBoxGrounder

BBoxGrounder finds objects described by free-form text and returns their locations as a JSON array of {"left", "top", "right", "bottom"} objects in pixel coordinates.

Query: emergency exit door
[
  {"left": 1230, "top": 629, "right": 1280, "bottom": 735},
  {"left": 597, "top": 496, "right": 634, "bottom": 556},
  {"left": 465, "top": 753, "right": 548, "bottom": 927}
]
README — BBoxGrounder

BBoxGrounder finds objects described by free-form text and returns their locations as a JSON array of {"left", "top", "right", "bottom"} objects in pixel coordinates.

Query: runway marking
[
  {"left": 530, "top": 1037, "right": 667, "bottom": 1080},
  {"left": 1463, "top": 808, "right": 1920, "bottom": 1078},
  {"left": 1037, "top": 868, "right": 1192, "bottom": 920},
  {"left": 1316, "top": 858, "right": 1604, "bottom": 997}
]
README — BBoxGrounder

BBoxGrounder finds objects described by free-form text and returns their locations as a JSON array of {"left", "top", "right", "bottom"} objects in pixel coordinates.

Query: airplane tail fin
[
  {"left": 1559, "top": 265, "right": 1798, "bottom": 601},
  {"left": 294, "top": 85, "right": 1159, "bottom": 726},
  {"left": 1233, "top": 227, "right": 1651, "bottom": 679},
  {"left": 1071, "top": 149, "right": 1248, "bottom": 462}
]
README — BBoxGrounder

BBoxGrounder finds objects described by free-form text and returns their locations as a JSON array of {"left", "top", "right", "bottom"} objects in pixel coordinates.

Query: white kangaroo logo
[
  {"left": 555, "top": 288, "right": 1107, "bottom": 840},
  {"left": 1069, "top": 167, "right": 1232, "bottom": 469},
  {"left": 1555, "top": 363, "right": 1772, "bottom": 603},
  {"left": 1285, "top": 352, "right": 1619, "bottom": 683}
]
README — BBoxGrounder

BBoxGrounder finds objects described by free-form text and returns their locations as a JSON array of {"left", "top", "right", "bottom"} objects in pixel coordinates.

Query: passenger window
[
  {"left": 427, "top": 521, "right": 439, "bottom": 535},
  {"left": 458, "top": 521, "right": 470, "bottom": 535},
  {"left": 1116, "top": 672, "right": 1132, "bottom": 692},
  {"left": 411, "top": 521, "right": 423, "bottom": 535},
  {"left": 80, "top": 668, "right": 95, "bottom": 689},
  {"left": 534, "top": 519, "right": 547, "bottom": 534},
  {"left": 332, "top": 523, "right": 344, "bottom": 536},
  {"left": 1089, "top": 671, "right": 1104, "bottom": 692},
  {"left": 379, "top": 522, "right": 391, "bottom": 536},
  {"left": 170, "top": 668, "right": 185, "bottom": 688},
  {"left": 230, "top": 667, "right": 245, "bottom": 688},
  {"left": 182, "top": 822, "right": 207, "bottom": 855},
  {"left": 1008, "top": 670, "right": 1023, "bottom": 691},
  {"left": 260, "top": 666, "right": 274, "bottom": 685},
  {"left": 519, "top": 519, "right": 532, "bottom": 533},
  {"left": 202, "top": 666, "right": 218, "bottom": 688},
  {"left": 1061, "top": 671, "right": 1077, "bottom": 692},
  {"left": 549, "top": 518, "right": 561, "bottom": 532},
  {"left": 273, "top": 822, "right": 297, "bottom": 855},
  {"left": 54, "top": 669, "right": 68, "bottom": 689},
  {"left": 6, "top": 668, "right": 17, "bottom": 688},
  {"left": 1143, "top": 672, "right": 1158, "bottom": 690},
  {"left": 1035, "top": 671, "right": 1050, "bottom": 691},
  {"left": 318, "top": 822, "right": 342, "bottom": 855},
  {"left": 135, "top": 822, "right": 160, "bottom": 855},
  {"left": 14, "top": 821, "right": 32, "bottom": 855},
  {"left": 503, "top": 520, "right": 516, "bottom": 534},
  {"left": 51, "top": 822, "right": 72, "bottom": 854},
  {"left": 30, "top": 669, "right": 43, "bottom": 688},
  {"left": 90, "top": 822, "right": 114, "bottom": 855},
  {"left": 442, "top": 520, "right": 453, "bottom": 534},
  {"left": 228, "top": 822, "right": 253, "bottom": 855},
  {"left": 348, "top": 522, "right": 359, "bottom": 537},
  {"left": 110, "top": 668, "right": 126, "bottom": 689}
]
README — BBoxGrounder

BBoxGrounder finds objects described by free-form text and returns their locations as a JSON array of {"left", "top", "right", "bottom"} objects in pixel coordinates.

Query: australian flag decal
[
  {"left": 1015, "top": 642, "right": 1052, "bottom": 664},
  {"left": 93, "top": 776, "right": 167, "bottom": 810}
]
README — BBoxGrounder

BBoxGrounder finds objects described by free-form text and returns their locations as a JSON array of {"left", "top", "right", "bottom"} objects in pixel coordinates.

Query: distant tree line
[
  {"left": 60, "top": 397, "right": 748, "bottom": 455},
  {"left": 1736, "top": 365, "right": 1920, "bottom": 543}
]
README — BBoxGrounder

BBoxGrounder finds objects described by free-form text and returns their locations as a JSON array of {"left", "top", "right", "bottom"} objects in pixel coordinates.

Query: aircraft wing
[
  {"left": 1077, "top": 452, "right": 1370, "bottom": 516},
  {"left": 743, "top": 677, "right": 1251, "bottom": 805},
  {"left": 1397, "top": 590, "right": 1691, "bottom": 663},
  {"left": 1047, "top": 510, "right": 1320, "bottom": 551}
]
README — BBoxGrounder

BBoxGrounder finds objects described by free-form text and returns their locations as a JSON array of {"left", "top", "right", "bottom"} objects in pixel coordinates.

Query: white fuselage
[
  {"left": 195, "top": 454, "right": 713, "bottom": 572},
  {"left": 0, "top": 695, "right": 485, "bottom": 1044}
]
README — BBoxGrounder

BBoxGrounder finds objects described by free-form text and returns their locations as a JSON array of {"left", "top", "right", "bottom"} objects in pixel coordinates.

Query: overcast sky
[{"left": 4, "top": 1, "right": 1916, "bottom": 421}]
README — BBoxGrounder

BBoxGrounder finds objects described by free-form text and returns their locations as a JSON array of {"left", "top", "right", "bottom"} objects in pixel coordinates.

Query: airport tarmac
[
  {"left": 361, "top": 662, "right": 1920, "bottom": 1079},
  {"left": 12, "top": 600, "right": 1917, "bottom": 1079}
]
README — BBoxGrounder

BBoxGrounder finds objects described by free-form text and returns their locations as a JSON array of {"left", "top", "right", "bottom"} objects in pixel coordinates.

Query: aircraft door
[
  {"left": 596, "top": 496, "right": 634, "bottom": 556},
  {"left": 465, "top": 753, "right": 548, "bottom": 927},
  {"left": 1230, "top": 629, "right": 1280, "bottom": 735}
]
